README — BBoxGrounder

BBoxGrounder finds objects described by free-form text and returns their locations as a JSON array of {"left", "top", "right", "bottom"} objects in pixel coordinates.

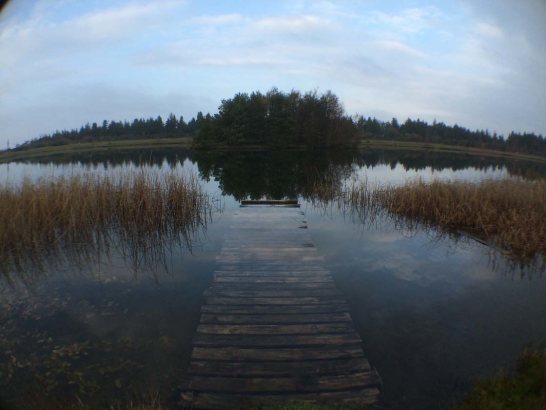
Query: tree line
[
  {"left": 356, "top": 116, "right": 546, "bottom": 155},
  {"left": 10, "top": 89, "right": 546, "bottom": 155},
  {"left": 12, "top": 112, "right": 210, "bottom": 150},
  {"left": 196, "top": 89, "right": 357, "bottom": 147}
]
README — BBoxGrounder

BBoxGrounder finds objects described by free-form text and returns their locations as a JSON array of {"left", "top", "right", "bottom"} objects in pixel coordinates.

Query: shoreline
[{"left": 0, "top": 137, "right": 545, "bottom": 164}]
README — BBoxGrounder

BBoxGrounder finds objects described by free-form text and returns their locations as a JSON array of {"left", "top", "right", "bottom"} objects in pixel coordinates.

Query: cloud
[
  {"left": 369, "top": 6, "right": 444, "bottom": 34},
  {"left": 474, "top": 22, "right": 504, "bottom": 39},
  {"left": 0, "top": 0, "right": 185, "bottom": 65},
  {"left": 194, "top": 57, "right": 285, "bottom": 67},
  {"left": 0, "top": 82, "right": 216, "bottom": 143},
  {"left": 371, "top": 40, "right": 425, "bottom": 58},
  {"left": 252, "top": 15, "right": 336, "bottom": 33},
  {"left": 0, "top": 0, "right": 545, "bottom": 144},
  {"left": 192, "top": 13, "right": 244, "bottom": 25}
]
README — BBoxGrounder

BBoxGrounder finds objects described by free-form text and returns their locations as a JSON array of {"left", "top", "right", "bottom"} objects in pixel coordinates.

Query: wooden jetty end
[
  {"left": 180, "top": 204, "right": 381, "bottom": 409},
  {"left": 240, "top": 199, "right": 299, "bottom": 206}
]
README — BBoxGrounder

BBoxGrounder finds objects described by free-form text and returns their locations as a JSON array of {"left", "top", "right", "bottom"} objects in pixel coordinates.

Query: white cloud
[
  {"left": 71, "top": 1, "right": 180, "bottom": 39},
  {"left": 0, "top": 0, "right": 545, "bottom": 144},
  {"left": 370, "top": 6, "right": 444, "bottom": 34},
  {"left": 474, "top": 22, "right": 504, "bottom": 39},
  {"left": 371, "top": 40, "right": 425, "bottom": 58},
  {"left": 252, "top": 15, "right": 336, "bottom": 33},
  {"left": 0, "top": 0, "right": 184, "bottom": 65},
  {"left": 195, "top": 56, "right": 286, "bottom": 67},
  {"left": 192, "top": 13, "right": 244, "bottom": 25}
]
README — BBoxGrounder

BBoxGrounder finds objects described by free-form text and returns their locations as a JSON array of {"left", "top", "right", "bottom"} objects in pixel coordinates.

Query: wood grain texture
[{"left": 180, "top": 204, "right": 380, "bottom": 409}]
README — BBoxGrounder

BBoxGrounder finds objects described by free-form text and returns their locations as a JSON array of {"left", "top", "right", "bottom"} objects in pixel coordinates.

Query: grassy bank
[
  {"left": 1, "top": 137, "right": 545, "bottom": 164},
  {"left": 345, "top": 178, "right": 546, "bottom": 264},
  {"left": 454, "top": 349, "right": 546, "bottom": 410},
  {"left": 360, "top": 139, "right": 546, "bottom": 163},
  {"left": 0, "top": 171, "right": 210, "bottom": 279},
  {"left": 0, "top": 137, "right": 193, "bottom": 163}
]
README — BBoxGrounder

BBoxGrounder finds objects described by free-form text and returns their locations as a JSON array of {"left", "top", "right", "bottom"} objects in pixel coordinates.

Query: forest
[{"left": 9, "top": 89, "right": 546, "bottom": 155}]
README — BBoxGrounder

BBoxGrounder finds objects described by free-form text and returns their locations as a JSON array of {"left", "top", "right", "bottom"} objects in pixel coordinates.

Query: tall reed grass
[
  {"left": 0, "top": 172, "right": 212, "bottom": 281},
  {"left": 346, "top": 178, "right": 546, "bottom": 265}
]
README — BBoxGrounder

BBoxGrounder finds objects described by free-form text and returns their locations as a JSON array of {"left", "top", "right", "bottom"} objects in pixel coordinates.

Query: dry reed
[
  {"left": 346, "top": 178, "right": 546, "bottom": 264},
  {"left": 0, "top": 171, "right": 212, "bottom": 280}
]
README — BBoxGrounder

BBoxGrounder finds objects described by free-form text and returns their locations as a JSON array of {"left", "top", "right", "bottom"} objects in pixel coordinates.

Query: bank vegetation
[
  {"left": 343, "top": 178, "right": 546, "bottom": 266},
  {"left": 0, "top": 172, "right": 212, "bottom": 280}
]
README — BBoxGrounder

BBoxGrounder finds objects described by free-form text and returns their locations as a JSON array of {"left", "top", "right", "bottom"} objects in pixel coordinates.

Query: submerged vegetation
[
  {"left": 384, "top": 180, "right": 545, "bottom": 262},
  {"left": 0, "top": 172, "right": 213, "bottom": 281},
  {"left": 345, "top": 178, "right": 546, "bottom": 266},
  {"left": 454, "top": 349, "right": 546, "bottom": 410}
]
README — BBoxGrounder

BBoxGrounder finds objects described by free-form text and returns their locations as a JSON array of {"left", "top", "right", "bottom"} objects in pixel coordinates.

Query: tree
[{"left": 165, "top": 113, "right": 177, "bottom": 131}]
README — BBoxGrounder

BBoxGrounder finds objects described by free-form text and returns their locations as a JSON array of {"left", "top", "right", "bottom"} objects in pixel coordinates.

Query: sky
[{"left": 0, "top": 0, "right": 545, "bottom": 146}]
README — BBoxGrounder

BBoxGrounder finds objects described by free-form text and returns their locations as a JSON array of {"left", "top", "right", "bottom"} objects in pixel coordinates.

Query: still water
[{"left": 0, "top": 149, "right": 545, "bottom": 409}]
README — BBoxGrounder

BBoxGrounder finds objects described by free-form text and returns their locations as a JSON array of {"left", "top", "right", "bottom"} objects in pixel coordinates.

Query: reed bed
[
  {"left": 346, "top": 178, "right": 546, "bottom": 264},
  {"left": 0, "top": 171, "right": 212, "bottom": 280}
]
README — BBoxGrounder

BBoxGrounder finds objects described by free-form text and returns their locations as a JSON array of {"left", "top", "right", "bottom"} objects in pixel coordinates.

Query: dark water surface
[{"left": 0, "top": 149, "right": 545, "bottom": 409}]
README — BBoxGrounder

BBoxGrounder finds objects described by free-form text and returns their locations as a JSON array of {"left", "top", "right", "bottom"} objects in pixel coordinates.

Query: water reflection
[
  {"left": 5, "top": 147, "right": 546, "bottom": 185},
  {"left": 303, "top": 204, "right": 546, "bottom": 408},
  {"left": 0, "top": 172, "right": 219, "bottom": 290},
  {"left": 0, "top": 149, "right": 545, "bottom": 409}
]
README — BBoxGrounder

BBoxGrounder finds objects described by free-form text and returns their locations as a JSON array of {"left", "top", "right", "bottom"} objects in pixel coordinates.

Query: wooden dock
[{"left": 180, "top": 204, "right": 380, "bottom": 409}]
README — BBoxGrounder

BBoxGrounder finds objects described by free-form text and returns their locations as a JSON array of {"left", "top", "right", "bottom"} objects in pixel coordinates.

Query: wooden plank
[
  {"left": 240, "top": 200, "right": 299, "bottom": 205},
  {"left": 200, "top": 312, "right": 352, "bottom": 325},
  {"left": 196, "top": 322, "right": 355, "bottom": 335},
  {"left": 218, "top": 253, "right": 319, "bottom": 259},
  {"left": 215, "top": 265, "right": 327, "bottom": 271},
  {"left": 205, "top": 297, "right": 346, "bottom": 305},
  {"left": 222, "top": 238, "right": 312, "bottom": 243},
  {"left": 221, "top": 247, "right": 317, "bottom": 252},
  {"left": 201, "top": 303, "right": 351, "bottom": 315},
  {"left": 214, "top": 270, "right": 331, "bottom": 277},
  {"left": 192, "top": 333, "right": 363, "bottom": 348},
  {"left": 222, "top": 245, "right": 315, "bottom": 249},
  {"left": 203, "top": 289, "right": 343, "bottom": 298},
  {"left": 213, "top": 276, "right": 333, "bottom": 284},
  {"left": 208, "top": 283, "right": 336, "bottom": 291},
  {"left": 188, "top": 356, "right": 370, "bottom": 376},
  {"left": 182, "top": 205, "right": 380, "bottom": 409},
  {"left": 191, "top": 346, "right": 364, "bottom": 361},
  {"left": 217, "top": 258, "right": 321, "bottom": 264},
  {"left": 180, "top": 388, "right": 380, "bottom": 410},
  {"left": 217, "top": 253, "right": 318, "bottom": 258},
  {"left": 181, "top": 372, "right": 380, "bottom": 394}
]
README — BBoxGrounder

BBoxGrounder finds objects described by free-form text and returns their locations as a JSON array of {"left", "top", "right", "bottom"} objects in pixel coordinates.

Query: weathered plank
[
  {"left": 180, "top": 388, "right": 380, "bottom": 410},
  {"left": 240, "top": 199, "right": 299, "bottom": 205},
  {"left": 196, "top": 322, "right": 356, "bottom": 335},
  {"left": 213, "top": 275, "right": 333, "bottom": 284},
  {"left": 181, "top": 204, "right": 380, "bottom": 409},
  {"left": 181, "top": 372, "right": 380, "bottom": 394},
  {"left": 192, "top": 333, "right": 363, "bottom": 348},
  {"left": 201, "top": 303, "right": 351, "bottom": 315},
  {"left": 203, "top": 288, "right": 343, "bottom": 298},
  {"left": 188, "top": 356, "right": 371, "bottom": 376},
  {"left": 208, "top": 283, "right": 337, "bottom": 291},
  {"left": 214, "top": 269, "right": 330, "bottom": 275},
  {"left": 191, "top": 345, "right": 364, "bottom": 361},
  {"left": 200, "top": 312, "right": 351, "bottom": 325},
  {"left": 215, "top": 265, "right": 328, "bottom": 271},
  {"left": 205, "top": 297, "right": 347, "bottom": 305}
]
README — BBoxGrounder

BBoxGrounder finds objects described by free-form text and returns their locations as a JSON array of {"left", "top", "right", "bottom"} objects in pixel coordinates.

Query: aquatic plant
[
  {"left": 0, "top": 171, "right": 213, "bottom": 282},
  {"left": 454, "top": 348, "right": 546, "bottom": 410},
  {"left": 346, "top": 178, "right": 546, "bottom": 266}
]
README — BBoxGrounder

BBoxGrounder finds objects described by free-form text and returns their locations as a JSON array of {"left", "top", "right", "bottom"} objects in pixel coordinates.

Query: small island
[{"left": 3, "top": 89, "right": 545, "bottom": 163}]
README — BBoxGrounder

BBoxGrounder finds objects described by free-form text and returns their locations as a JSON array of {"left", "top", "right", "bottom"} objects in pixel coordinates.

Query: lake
[{"left": 1, "top": 149, "right": 545, "bottom": 409}]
